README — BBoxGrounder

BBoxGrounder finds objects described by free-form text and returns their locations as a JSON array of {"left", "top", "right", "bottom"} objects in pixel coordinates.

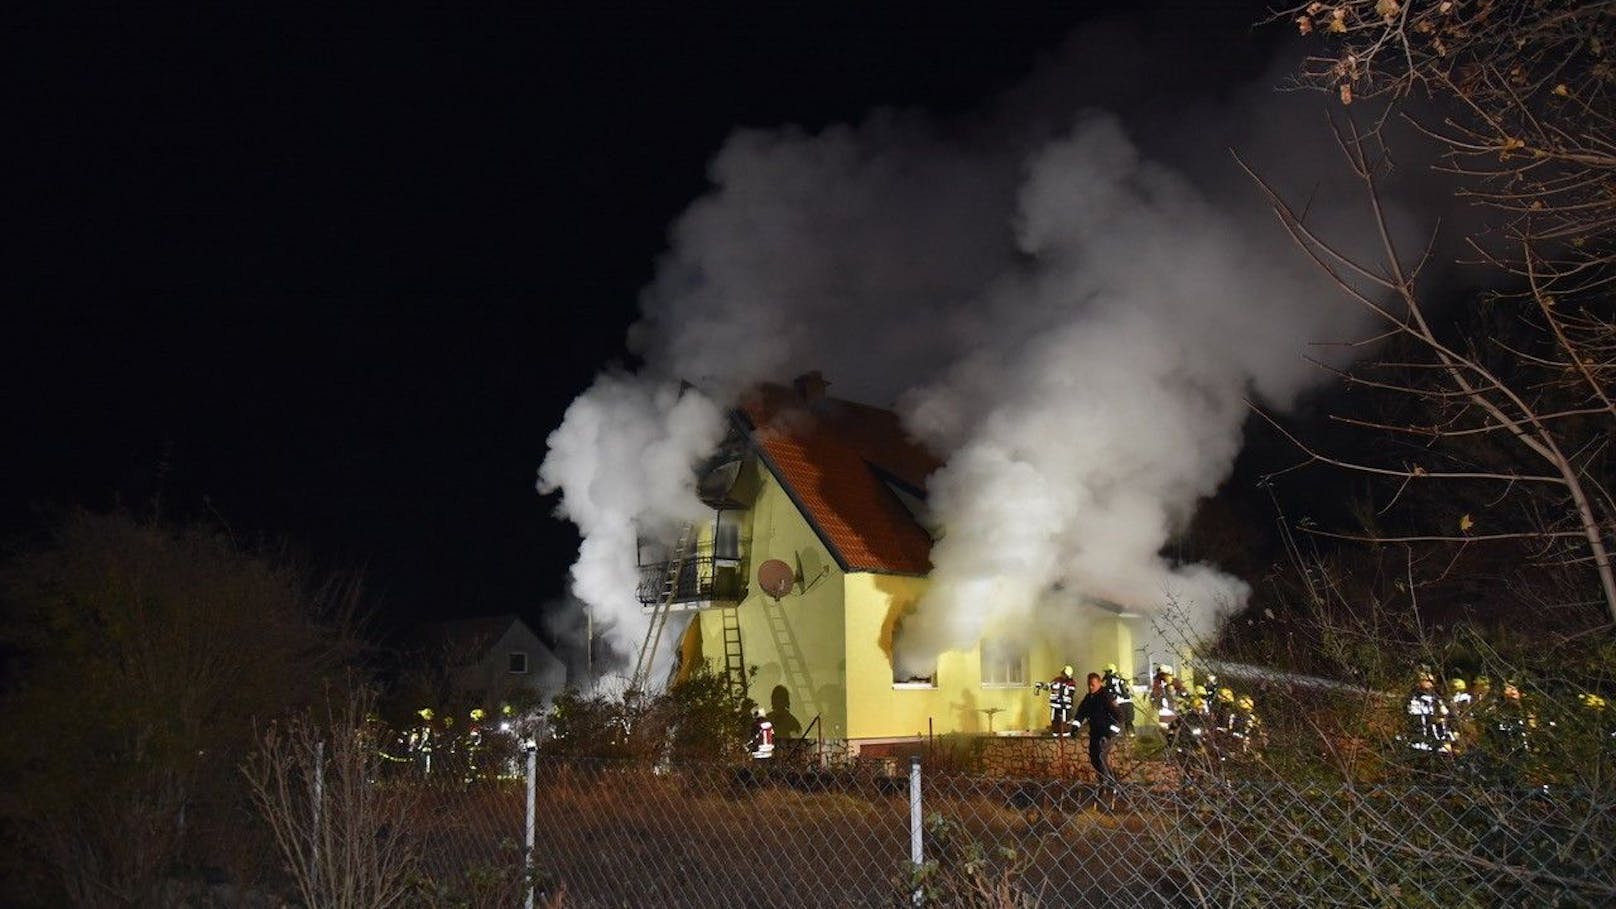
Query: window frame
[{"left": 979, "top": 638, "right": 1028, "bottom": 688}]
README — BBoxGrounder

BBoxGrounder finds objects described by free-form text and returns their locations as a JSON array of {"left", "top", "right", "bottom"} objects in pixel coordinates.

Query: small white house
[{"left": 427, "top": 613, "right": 566, "bottom": 703}]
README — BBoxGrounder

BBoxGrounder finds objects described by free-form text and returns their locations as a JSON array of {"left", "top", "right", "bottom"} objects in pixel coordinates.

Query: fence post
[
  {"left": 524, "top": 747, "right": 537, "bottom": 909},
  {"left": 312, "top": 739, "right": 324, "bottom": 871},
  {"left": 909, "top": 754, "right": 923, "bottom": 903}
]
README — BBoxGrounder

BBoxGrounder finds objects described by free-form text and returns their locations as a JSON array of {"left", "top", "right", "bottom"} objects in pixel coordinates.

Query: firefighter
[
  {"left": 464, "top": 707, "right": 486, "bottom": 779},
  {"left": 1405, "top": 671, "right": 1453, "bottom": 756},
  {"left": 1072, "top": 672, "right": 1123, "bottom": 786},
  {"left": 1448, "top": 678, "right": 1475, "bottom": 747},
  {"left": 1229, "top": 694, "right": 1260, "bottom": 755},
  {"left": 408, "top": 707, "right": 436, "bottom": 775},
  {"left": 1579, "top": 692, "right": 1615, "bottom": 746},
  {"left": 1102, "top": 663, "right": 1135, "bottom": 737},
  {"left": 1150, "top": 664, "right": 1180, "bottom": 739},
  {"left": 748, "top": 706, "right": 775, "bottom": 759},
  {"left": 1175, "top": 695, "right": 1215, "bottom": 774},
  {"left": 1213, "top": 687, "right": 1236, "bottom": 733},
  {"left": 1472, "top": 680, "right": 1534, "bottom": 783},
  {"left": 1038, "top": 665, "right": 1078, "bottom": 737}
]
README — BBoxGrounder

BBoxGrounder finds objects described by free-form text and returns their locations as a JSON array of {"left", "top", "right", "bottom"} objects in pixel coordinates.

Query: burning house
[{"left": 635, "top": 373, "right": 1140, "bottom": 750}]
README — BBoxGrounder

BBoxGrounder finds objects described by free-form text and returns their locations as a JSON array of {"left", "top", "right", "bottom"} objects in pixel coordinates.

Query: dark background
[{"left": 2, "top": 3, "right": 1279, "bottom": 632}]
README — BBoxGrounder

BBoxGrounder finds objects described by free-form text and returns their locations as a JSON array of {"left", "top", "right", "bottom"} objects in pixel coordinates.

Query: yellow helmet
[
  {"left": 1104, "top": 663, "right": 1117, "bottom": 673},
  {"left": 1063, "top": 665, "right": 1074, "bottom": 677},
  {"left": 1237, "top": 696, "right": 1254, "bottom": 711},
  {"left": 469, "top": 708, "right": 486, "bottom": 721},
  {"left": 1580, "top": 693, "right": 1607, "bottom": 711},
  {"left": 1449, "top": 678, "right": 1466, "bottom": 692},
  {"left": 1217, "top": 687, "right": 1234, "bottom": 702},
  {"left": 417, "top": 707, "right": 434, "bottom": 721},
  {"left": 1191, "top": 697, "right": 1207, "bottom": 710}
]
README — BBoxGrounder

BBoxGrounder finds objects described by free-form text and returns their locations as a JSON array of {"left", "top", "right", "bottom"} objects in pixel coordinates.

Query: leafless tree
[
  {"left": 1241, "top": 1, "right": 1616, "bottom": 628},
  {"left": 1275, "top": 0, "right": 1614, "bottom": 288},
  {"left": 1239, "top": 116, "right": 1616, "bottom": 626},
  {"left": 0, "top": 509, "right": 366, "bottom": 906},
  {"left": 242, "top": 685, "right": 421, "bottom": 909}
]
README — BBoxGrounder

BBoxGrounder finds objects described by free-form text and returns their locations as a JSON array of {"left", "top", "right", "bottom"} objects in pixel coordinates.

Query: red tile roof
[{"left": 739, "top": 382, "right": 940, "bottom": 575}]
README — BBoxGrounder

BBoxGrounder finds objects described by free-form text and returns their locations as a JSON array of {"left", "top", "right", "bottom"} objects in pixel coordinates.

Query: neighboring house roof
[
  {"left": 418, "top": 613, "right": 556, "bottom": 663},
  {"left": 425, "top": 613, "right": 529, "bottom": 650},
  {"left": 739, "top": 376, "right": 941, "bottom": 575}
]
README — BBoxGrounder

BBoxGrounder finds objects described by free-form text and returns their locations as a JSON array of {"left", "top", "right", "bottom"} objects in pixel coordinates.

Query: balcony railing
[{"left": 636, "top": 556, "right": 746, "bottom": 611}]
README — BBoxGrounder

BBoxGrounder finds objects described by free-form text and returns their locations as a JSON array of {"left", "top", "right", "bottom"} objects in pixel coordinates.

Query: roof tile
[{"left": 740, "top": 383, "right": 939, "bottom": 575}]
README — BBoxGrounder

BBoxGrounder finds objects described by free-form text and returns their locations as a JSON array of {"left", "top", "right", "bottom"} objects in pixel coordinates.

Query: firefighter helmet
[
  {"left": 1580, "top": 693, "right": 1607, "bottom": 711},
  {"left": 1449, "top": 678, "right": 1466, "bottom": 692},
  {"left": 1063, "top": 665, "right": 1074, "bottom": 677},
  {"left": 1158, "top": 664, "right": 1175, "bottom": 677},
  {"left": 753, "top": 706, "right": 766, "bottom": 719},
  {"left": 1104, "top": 662, "right": 1117, "bottom": 673},
  {"left": 1218, "top": 687, "right": 1234, "bottom": 702},
  {"left": 1237, "top": 696, "right": 1254, "bottom": 711},
  {"left": 469, "top": 708, "right": 486, "bottom": 722},
  {"left": 417, "top": 707, "right": 434, "bottom": 721}
]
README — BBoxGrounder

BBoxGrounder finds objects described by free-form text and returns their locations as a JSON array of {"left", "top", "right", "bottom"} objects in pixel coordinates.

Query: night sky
[{"left": 3, "top": 3, "right": 1279, "bottom": 631}]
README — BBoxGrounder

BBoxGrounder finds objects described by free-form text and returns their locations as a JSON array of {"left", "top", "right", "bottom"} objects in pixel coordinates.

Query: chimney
[{"left": 793, "top": 370, "right": 829, "bottom": 403}]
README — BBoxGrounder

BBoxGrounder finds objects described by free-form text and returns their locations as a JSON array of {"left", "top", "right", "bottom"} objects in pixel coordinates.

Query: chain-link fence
[
  {"left": 518, "top": 741, "right": 1616, "bottom": 909},
  {"left": 278, "top": 734, "right": 1614, "bottom": 908}
]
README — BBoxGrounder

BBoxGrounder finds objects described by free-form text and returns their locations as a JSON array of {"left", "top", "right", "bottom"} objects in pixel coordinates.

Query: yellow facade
[{"left": 690, "top": 454, "right": 1137, "bottom": 745}]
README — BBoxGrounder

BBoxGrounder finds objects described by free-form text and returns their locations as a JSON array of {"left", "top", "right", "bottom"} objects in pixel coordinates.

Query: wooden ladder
[{"left": 631, "top": 523, "right": 693, "bottom": 693}]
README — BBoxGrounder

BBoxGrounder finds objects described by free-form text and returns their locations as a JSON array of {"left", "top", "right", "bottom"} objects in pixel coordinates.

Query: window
[
  {"left": 980, "top": 639, "right": 1027, "bottom": 687},
  {"left": 893, "top": 661, "right": 937, "bottom": 688},
  {"left": 508, "top": 651, "right": 528, "bottom": 674},
  {"left": 714, "top": 511, "right": 741, "bottom": 561}
]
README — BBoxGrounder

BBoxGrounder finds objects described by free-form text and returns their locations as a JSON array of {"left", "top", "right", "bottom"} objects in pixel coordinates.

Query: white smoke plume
[
  {"left": 542, "top": 22, "right": 1413, "bottom": 671},
  {"left": 537, "top": 374, "right": 724, "bottom": 657}
]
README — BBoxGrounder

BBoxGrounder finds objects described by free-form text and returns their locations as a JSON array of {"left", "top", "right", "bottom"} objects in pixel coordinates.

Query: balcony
[{"left": 637, "top": 554, "right": 747, "bottom": 613}]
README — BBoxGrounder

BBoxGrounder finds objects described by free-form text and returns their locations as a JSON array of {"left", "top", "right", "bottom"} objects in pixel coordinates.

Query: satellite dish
[{"left": 757, "top": 559, "right": 796, "bottom": 600}]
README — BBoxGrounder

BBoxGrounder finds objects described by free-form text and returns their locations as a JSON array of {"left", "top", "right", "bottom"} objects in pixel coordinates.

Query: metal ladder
[
  {"left": 720, "top": 606, "right": 747, "bottom": 700},
  {"left": 631, "top": 523, "right": 693, "bottom": 693},
  {"left": 763, "top": 597, "right": 817, "bottom": 720}
]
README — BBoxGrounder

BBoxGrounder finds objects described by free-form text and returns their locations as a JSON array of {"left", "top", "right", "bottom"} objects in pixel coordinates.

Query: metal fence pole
[
  {"left": 312, "top": 740, "right": 324, "bottom": 870},
  {"left": 525, "top": 748, "right": 537, "bottom": 909},
  {"left": 909, "top": 754, "right": 923, "bottom": 904}
]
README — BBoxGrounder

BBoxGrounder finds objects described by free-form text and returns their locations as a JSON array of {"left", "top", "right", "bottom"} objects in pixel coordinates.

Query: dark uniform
[{"left": 1073, "top": 673, "right": 1123, "bottom": 785}]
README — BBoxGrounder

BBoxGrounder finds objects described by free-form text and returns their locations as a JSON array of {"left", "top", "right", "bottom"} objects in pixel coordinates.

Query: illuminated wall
[{"left": 692, "top": 454, "right": 1137, "bottom": 744}]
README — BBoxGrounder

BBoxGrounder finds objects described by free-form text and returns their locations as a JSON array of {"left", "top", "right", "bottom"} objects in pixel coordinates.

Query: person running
[{"left": 1073, "top": 671, "right": 1124, "bottom": 787}]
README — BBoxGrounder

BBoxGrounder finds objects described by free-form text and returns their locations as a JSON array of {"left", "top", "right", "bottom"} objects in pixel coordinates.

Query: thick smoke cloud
[
  {"left": 537, "top": 375, "right": 724, "bottom": 658},
  {"left": 542, "top": 22, "right": 1402, "bottom": 675}
]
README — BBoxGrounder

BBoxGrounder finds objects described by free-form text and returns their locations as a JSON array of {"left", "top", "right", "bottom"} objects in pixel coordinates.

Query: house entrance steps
[
  {"left": 631, "top": 522, "right": 694, "bottom": 693},
  {"left": 720, "top": 606, "right": 746, "bottom": 700},
  {"left": 763, "top": 597, "right": 818, "bottom": 724}
]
